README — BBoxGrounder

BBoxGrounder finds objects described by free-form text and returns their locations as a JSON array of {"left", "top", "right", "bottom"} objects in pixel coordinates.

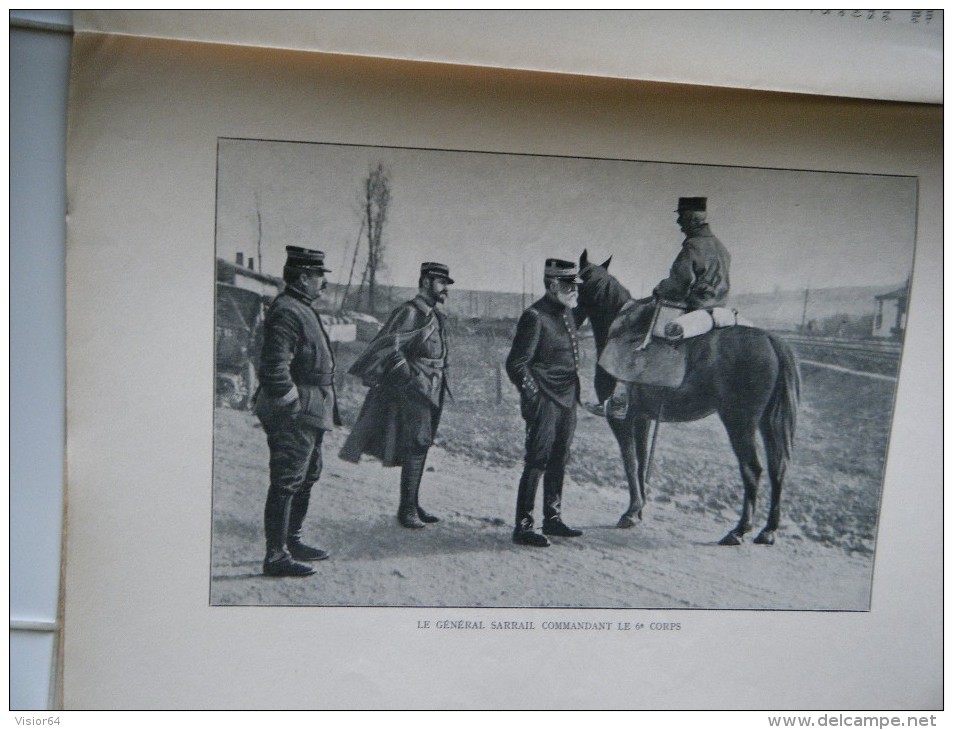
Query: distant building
[
  {"left": 872, "top": 281, "right": 909, "bottom": 340},
  {"left": 217, "top": 255, "right": 282, "bottom": 300}
]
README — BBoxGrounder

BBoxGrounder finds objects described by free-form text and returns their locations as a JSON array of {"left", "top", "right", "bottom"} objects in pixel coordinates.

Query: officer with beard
[
  {"left": 506, "top": 259, "right": 586, "bottom": 547},
  {"left": 340, "top": 262, "right": 453, "bottom": 529}
]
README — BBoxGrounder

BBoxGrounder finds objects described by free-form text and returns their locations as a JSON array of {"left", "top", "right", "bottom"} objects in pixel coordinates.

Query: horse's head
[
  {"left": 578, "top": 250, "right": 631, "bottom": 390},
  {"left": 578, "top": 249, "right": 629, "bottom": 321}
]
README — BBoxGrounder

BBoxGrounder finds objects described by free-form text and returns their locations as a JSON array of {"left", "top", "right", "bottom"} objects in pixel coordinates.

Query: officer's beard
[
  {"left": 555, "top": 289, "right": 578, "bottom": 309},
  {"left": 424, "top": 280, "right": 448, "bottom": 305}
]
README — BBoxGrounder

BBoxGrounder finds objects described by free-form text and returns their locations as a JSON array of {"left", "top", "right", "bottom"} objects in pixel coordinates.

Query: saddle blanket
[
  {"left": 600, "top": 338, "right": 686, "bottom": 388},
  {"left": 598, "top": 302, "right": 752, "bottom": 387}
]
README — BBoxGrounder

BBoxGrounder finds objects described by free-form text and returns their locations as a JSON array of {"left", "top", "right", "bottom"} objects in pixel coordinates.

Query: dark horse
[{"left": 576, "top": 251, "right": 800, "bottom": 545}]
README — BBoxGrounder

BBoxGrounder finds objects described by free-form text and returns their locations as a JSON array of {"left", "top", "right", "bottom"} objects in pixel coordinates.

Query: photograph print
[{"left": 211, "top": 138, "right": 916, "bottom": 610}]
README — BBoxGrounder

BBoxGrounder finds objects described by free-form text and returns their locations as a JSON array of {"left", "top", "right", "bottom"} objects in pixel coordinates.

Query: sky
[{"left": 215, "top": 139, "right": 917, "bottom": 296}]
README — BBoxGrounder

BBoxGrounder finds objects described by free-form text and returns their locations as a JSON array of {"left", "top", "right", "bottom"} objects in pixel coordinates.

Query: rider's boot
[{"left": 607, "top": 382, "right": 629, "bottom": 420}]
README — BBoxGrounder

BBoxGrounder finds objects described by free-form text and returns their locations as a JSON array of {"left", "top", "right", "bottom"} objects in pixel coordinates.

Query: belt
[
  {"left": 297, "top": 372, "right": 335, "bottom": 386},
  {"left": 416, "top": 357, "right": 446, "bottom": 369}
]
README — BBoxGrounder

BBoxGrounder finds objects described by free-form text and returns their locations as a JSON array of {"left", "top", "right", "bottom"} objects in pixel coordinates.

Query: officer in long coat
[
  {"left": 253, "top": 246, "right": 340, "bottom": 577},
  {"left": 340, "top": 262, "right": 453, "bottom": 529},
  {"left": 506, "top": 258, "right": 586, "bottom": 547}
]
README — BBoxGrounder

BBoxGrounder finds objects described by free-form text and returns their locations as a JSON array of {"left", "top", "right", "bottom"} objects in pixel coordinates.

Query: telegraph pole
[
  {"left": 800, "top": 287, "right": 810, "bottom": 333},
  {"left": 255, "top": 192, "right": 264, "bottom": 275},
  {"left": 522, "top": 263, "right": 526, "bottom": 312}
]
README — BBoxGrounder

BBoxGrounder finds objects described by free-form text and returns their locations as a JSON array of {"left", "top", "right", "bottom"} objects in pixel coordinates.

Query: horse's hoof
[
  {"left": 754, "top": 530, "right": 775, "bottom": 545},
  {"left": 718, "top": 532, "right": 744, "bottom": 546},
  {"left": 617, "top": 515, "right": 637, "bottom": 529}
]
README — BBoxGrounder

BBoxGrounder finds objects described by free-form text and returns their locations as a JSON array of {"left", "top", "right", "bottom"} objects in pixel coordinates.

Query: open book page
[{"left": 63, "top": 32, "right": 941, "bottom": 709}]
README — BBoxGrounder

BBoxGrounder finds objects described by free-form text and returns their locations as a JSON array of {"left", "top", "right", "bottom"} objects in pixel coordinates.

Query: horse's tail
[{"left": 763, "top": 333, "right": 801, "bottom": 461}]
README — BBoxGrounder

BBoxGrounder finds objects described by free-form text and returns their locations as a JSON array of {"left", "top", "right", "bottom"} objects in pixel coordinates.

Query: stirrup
[{"left": 607, "top": 394, "right": 629, "bottom": 420}]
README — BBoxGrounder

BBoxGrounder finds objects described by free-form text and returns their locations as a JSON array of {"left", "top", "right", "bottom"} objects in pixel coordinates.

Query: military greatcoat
[{"left": 340, "top": 295, "right": 450, "bottom": 467}]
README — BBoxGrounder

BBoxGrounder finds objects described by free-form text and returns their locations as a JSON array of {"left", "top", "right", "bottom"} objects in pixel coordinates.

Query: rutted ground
[
  {"left": 210, "top": 406, "right": 874, "bottom": 610},
  {"left": 211, "top": 324, "right": 891, "bottom": 609}
]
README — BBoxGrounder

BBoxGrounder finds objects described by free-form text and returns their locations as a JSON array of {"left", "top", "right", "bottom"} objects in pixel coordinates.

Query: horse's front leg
[
  {"left": 718, "top": 417, "right": 762, "bottom": 546},
  {"left": 609, "top": 414, "right": 650, "bottom": 528}
]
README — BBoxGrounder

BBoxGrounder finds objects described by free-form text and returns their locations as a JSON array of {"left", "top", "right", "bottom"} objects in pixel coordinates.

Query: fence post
[
  {"left": 496, "top": 363, "right": 503, "bottom": 404},
  {"left": 334, "top": 341, "right": 344, "bottom": 389}
]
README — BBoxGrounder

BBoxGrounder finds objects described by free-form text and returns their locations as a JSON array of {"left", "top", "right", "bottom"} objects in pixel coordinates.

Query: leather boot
[
  {"left": 513, "top": 468, "right": 549, "bottom": 546},
  {"left": 287, "top": 486, "right": 330, "bottom": 562},
  {"left": 411, "top": 450, "right": 440, "bottom": 523},
  {"left": 398, "top": 454, "right": 426, "bottom": 529},
  {"left": 542, "top": 471, "right": 582, "bottom": 538},
  {"left": 416, "top": 505, "right": 440, "bottom": 524},
  {"left": 263, "top": 490, "right": 316, "bottom": 577},
  {"left": 607, "top": 382, "right": 629, "bottom": 420}
]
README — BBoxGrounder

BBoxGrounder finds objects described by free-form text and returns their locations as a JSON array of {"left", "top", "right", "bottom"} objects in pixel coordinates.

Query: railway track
[{"left": 780, "top": 333, "right": 901, "bottom": 377}]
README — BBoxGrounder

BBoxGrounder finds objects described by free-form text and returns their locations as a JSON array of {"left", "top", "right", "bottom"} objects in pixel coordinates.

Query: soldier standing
[
  {"left": 340, "top": 262, "right": 453, "bottom": 529},
  {"left": 253, "top": 246, "right": 340, "bottom": 578},
  {"left": 506, "top": 259, "right": 585, "bottom": 547}
]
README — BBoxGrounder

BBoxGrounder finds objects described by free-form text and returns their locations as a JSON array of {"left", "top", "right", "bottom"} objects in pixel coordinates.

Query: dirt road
[{"left": 210, "top": 407, "right": 873, "bottom": 610}]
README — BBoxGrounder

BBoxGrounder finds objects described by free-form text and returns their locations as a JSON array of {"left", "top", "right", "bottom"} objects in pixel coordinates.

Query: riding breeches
[
  {"left": 263, "top": 418, "right": 326, "bottom": 497},
  {"left": 522, "top": 393, "right": 577, "bottom": 472}
]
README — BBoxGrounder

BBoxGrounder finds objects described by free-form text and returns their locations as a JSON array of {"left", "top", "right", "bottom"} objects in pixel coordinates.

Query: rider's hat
[{"left": 676, "top": 197, "right": 707, "bottom": 212}]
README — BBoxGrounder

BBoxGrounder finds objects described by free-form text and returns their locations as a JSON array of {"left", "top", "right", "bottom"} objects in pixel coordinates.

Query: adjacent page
[
  {"left": 72, "top": 9, "right": 944, "bottom": 103},
  {"left": 63, "top": 33, "right": 942, "bottom": 709}
]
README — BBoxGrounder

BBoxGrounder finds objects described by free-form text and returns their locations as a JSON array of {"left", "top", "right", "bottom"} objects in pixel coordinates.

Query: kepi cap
[
  {"left": 544, "top": 258, "right": 584, "bottom": 284},
  {"left": 421, "top": 261, "right": 454, "bottom": 284},
  {"left": 676, "top": 197, "right": 707, "bottom": 212},
  {"left": 285, "top": 246, "right": 331, "bottom": 272}
]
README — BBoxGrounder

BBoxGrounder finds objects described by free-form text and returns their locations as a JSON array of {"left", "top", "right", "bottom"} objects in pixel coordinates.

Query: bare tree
[
  {"left": 337, "top": 218, "right": 365, "bottom": 314},
  {"left": 362, "top": 163, "right": 391, "bottom": 315}
]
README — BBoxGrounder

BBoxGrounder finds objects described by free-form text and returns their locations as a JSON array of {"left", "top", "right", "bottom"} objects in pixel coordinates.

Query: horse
[{"left": 575, "top": 250, "right": 800, "bottom": 545}]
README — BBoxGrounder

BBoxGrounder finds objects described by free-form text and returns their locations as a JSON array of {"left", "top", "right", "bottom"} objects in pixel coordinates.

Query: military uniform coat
[
  {"left": 506, "top": 294, "right": 583, "bottom": 470},
  {"left": 654, "top": 223, "right": 731, "bottom": 310},
  {"left": 340, "top": 295, "right": 450, "bottom": 467},
  {"left": 253, "top": 288, "right": 340, "bottom": 431},
  {"left": 505, "top": 294, "right": 582, "bottom": 408}
]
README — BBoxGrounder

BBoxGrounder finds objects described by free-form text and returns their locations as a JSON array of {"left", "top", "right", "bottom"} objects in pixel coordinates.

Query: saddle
[{"left": 599, "top": 300, "right": 744, "bottom": 388}]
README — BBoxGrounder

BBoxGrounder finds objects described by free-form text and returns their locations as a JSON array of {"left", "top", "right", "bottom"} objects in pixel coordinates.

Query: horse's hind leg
[
  {"left": 754, "top": 423, "right": 787, "bottom": 545},
  {"left": 718, "top": 417, "right": 763, "bottom": 546},
  {"left": 610, "top": 414, "right": 650, "bottom": 528}
]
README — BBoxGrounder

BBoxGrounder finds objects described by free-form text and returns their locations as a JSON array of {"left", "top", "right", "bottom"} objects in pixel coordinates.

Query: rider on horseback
[
  {"left": 605, "top": 196, "right": 731, "bottom": 419},
  {"left": 653, "top": 197, "right": 730, "bottom": 311}
]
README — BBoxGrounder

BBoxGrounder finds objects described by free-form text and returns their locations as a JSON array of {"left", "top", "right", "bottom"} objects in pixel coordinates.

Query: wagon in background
[{"left": 216, "top": 282, "right": 266, "bottom": 410}]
